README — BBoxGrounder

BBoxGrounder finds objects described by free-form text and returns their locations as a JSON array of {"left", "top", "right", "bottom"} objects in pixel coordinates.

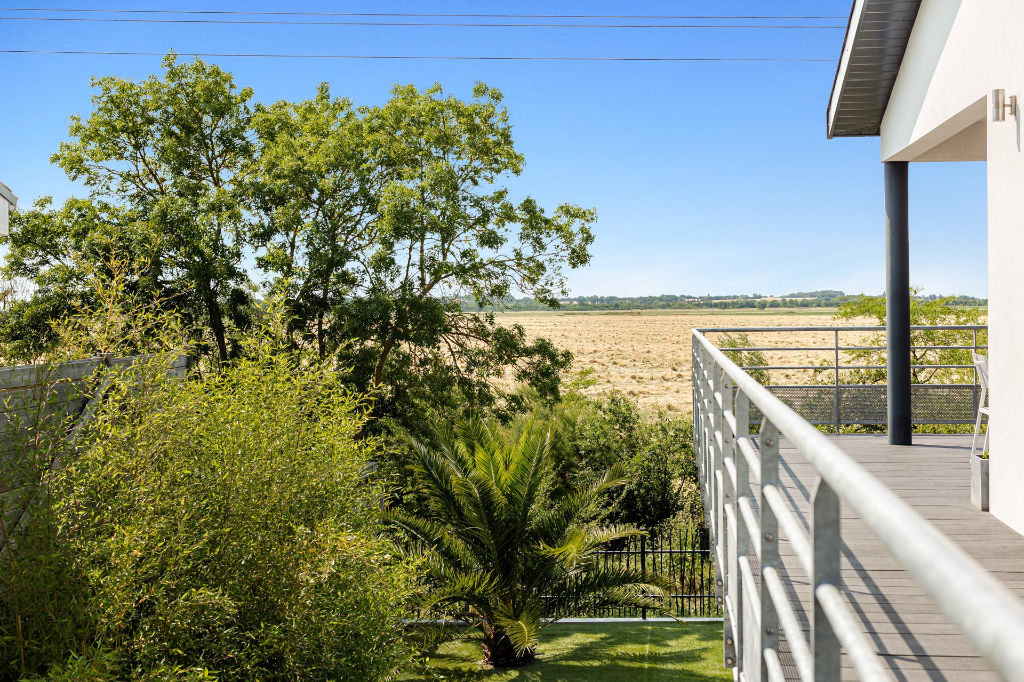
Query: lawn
[{"left": 404, "top": 621, "right": 731, "bottom": 681}]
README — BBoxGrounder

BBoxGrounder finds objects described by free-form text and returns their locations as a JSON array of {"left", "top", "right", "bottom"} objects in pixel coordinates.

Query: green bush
[
  {"left": 2, "top": 319, "right": 417, "bottom": 680},
  {"left": 387, "top": 415, "right": 667, "bottom": 668},
  {"left": 507, "top": 390, "right": 698, "bottom": 531}
]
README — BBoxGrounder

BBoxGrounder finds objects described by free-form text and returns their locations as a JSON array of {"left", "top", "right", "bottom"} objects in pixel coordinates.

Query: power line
[
  {"left": 0, "top": 16, "right": 845, "bottom": 29},
  {"left": 0, "top": 8, "right": 849, "bottom": 20},
  {"left": 0, "top": 50, "right": 836, "bottom": 62}
]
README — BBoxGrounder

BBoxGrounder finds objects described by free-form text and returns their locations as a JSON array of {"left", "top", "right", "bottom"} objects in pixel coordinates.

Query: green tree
[
  {"left": 0, "top": 198, "right": 164, "bottom": 361},
  {"left": 719, "top": 332, "right": 770, "bottom": 385},
  {"left": 387, "top": 415, "right": 666, "bottom": 667},
  {"left": 250, "top": 82, "right": 595, "bottom": 417},
  {"left": 50, "top": 53, "right": 256, "bottom": 362},
  {"left": 834, "top": 288, "right": 986, "bottom": 384},
  {"left": 4, "top": 59, "right": 593, "bottom": 421},
  {"left": 247, "top": 84, "right": 379, "bottom": 360}
]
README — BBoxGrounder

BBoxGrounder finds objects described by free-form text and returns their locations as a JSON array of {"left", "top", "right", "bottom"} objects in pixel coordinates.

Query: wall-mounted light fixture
[{"left": 993, "top": 89, "right": 1017, "bottom": 122}]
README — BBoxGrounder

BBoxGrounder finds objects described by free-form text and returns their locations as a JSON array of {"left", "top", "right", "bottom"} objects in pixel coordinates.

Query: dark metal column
[{"left": 884, "top": 161, "right": 912, "bottom": 445}]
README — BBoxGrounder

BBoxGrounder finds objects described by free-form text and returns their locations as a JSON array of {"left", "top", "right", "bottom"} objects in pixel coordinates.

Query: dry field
[{"left": 498, "top": 309, "right": 878, "bottom": 416}]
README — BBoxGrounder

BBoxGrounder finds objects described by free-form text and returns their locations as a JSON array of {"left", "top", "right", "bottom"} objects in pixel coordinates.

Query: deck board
[{"left": 757, "top": 434, "right": 1024, "bottom": 681}]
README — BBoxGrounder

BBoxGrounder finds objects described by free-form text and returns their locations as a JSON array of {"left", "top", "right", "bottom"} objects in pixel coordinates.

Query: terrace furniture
[{"left": 972, "top": 352, "right": 990, "bottom": 456}]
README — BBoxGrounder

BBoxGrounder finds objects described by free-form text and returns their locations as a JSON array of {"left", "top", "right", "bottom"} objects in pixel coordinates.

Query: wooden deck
[{"left": 769, "top": 434, "right": 1024, "bottom": 681}]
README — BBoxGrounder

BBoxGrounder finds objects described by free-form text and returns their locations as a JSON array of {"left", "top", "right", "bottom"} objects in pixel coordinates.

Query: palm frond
[
  {"left": 381, "top": 509, "right": 477, "bottom": 569},
  {"left": 494, "top": 605, "right": 541, "bottom": 656},
  {"left": 540, "top": 525, "right": 646, "bottom": 568}
]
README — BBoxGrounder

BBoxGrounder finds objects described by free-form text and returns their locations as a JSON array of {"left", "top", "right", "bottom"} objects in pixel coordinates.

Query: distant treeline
[{"left": 462, "top": 291, "right": 988, "bottom": 312}]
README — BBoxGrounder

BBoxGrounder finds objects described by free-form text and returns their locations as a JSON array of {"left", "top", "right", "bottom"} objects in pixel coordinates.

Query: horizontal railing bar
[
  {"left": 723, "top": 410, "right": 738, "bottom": 437},
  {"left": 737, "top": 436, "right": 761, "bottom": 483},
  {"left": 740, "top": 365, "right": 835, "bottom": 371},
  {"left": 842, "top": 345, "right": 988, "bottom": 351},
  {"left": 739, "top": 555, "right": 761, "bottom": 624},
  {"left": 763, "top": 565, "right": 813, "bottom": 682},
  {"left": 738, "top": 497, "right": 761, "bottom": 561},
  {"left": 724, "top": 458, "right": 738, "bottom": 492},
  {"left": 724, "top": 502, "right": 738, "bottom": 544},
  {"left": 738, "top": 364, "right": 976, "bottom": 371},
  {"left": 694, "top": 329, "right": 1024, "bottom": 677},
  {"left": 816, "top": 582, "right": 891, "bottom": 682},
  {"left": 698, "top": 325, "right": 986, "bottom": 333},
  {"left": 723, "top": 346, "right": 841, "bottom": 352},
  {"left": 724, "top": 595, "right": 738, "bottom": 641},
  {"left": 841, "top": 364, "right": 975, "bottom": 370},
  {"left": 762, "top": 484, "right": 813, "bottom": 577},
  {"left": 716, "top": 345, "right": 987, "bottom": 352},
  {"left": 763, "top": 383, "right": 977, "bottom": 389},
  {"left": 764, "top": 647, "right": 786, "bottom": 682}
]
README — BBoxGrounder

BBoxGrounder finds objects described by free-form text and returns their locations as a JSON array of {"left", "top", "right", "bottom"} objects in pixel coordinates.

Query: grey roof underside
[
  {"left": 827, "top": 0, "right": 923, "bottom": 138},
  {"left": 0, "top": 182, "right": 16, "bottom": 207}
]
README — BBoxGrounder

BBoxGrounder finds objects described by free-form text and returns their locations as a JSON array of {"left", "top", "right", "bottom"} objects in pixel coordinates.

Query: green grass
[{"left": 403, "top": 622, "right": 731, "bottom": 681}]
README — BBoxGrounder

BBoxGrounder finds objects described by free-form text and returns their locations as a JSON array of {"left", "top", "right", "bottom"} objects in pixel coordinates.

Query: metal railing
[
  {"left": 700, "top": 325, "right": 987, "bottom": 432},
  {"left": 692, "top": 329, "right": 1024, "bottom": 681}
]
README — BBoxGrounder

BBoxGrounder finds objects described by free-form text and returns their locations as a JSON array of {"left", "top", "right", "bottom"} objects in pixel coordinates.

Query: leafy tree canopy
[
  {"left": 834, "top": 288, "right": 986, "bottom": 384},
  {"left": 1, "top": 56, "right": 595, "bottom": 422}
]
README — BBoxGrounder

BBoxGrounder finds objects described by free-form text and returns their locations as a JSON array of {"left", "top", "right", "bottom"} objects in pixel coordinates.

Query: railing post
[
  {"left": 834, "top": 329, "right": 841, "bottom": 434},
  {"left": 721, "top": 373, "right": 738, "bottom": 669},
  {"left": 972, "top": 328, "right": 980, "bottom": 416},
  {"left": 758, "top": 419, "right": 780, "bottom": 682},
  {"left": 812, "top": 478, "right": 841, "bottom": 682},
  {"left": 735, "top": 392, "right": 753, "bottom": 677},
  {"left": 712, "top": 362, "right": 724, "bottom": 562}
]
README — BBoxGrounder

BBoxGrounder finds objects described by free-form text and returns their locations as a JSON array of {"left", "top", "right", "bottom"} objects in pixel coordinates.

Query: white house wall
[{"left": 881, "top": 0, "right": 1024, "bottom": 534}]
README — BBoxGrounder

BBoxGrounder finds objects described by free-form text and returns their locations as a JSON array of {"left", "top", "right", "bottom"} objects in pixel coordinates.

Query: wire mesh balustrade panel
[
  {"left": 839, "top": 385, "right": 888, "bottom": 424},
  {"left": 912, "top": 384, "right": 979, "bottom": 424},
  {"left": 747, "top": 384, "right": 980, "bottom": 428},
  {"left": 759, "top": 386, "right": 836, "bottom": 425}
]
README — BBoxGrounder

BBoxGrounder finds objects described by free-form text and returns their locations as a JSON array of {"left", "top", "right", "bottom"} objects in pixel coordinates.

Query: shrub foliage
[
  {"left": 1, "top": 321, "right": 416, "bottom": 680},
  {"left": 387, "top": 416, "right": 667, "bottom": 668}
]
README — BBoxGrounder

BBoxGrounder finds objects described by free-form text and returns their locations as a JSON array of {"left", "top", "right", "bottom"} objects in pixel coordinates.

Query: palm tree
[{"left": 386, "top": 415, "right": 668, "bottom": 668}]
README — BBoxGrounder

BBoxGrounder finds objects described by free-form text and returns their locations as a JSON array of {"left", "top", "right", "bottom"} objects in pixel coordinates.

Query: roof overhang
[
  {"left": 0, "top": 182, "right": 15, "bottom": 208},
  {"left": 827, "top": 0, "right": 923, "bottom": 139}
]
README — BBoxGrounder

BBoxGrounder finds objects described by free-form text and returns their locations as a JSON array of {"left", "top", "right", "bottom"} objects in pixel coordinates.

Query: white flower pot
[{"left": 971, "top": 454, "right": 989, "bottom": 511}]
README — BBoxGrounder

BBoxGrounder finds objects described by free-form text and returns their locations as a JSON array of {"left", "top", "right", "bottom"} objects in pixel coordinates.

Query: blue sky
[{"left": 0, "top": 1, "right": 988, "bottom": 297}]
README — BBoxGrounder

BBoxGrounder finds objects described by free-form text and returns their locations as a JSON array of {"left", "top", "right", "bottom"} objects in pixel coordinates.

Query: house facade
[
  {"left": 829, "top": 1, "right": 1024, "bottom": 533},
  {"left": 0, "top": 181, "right": 15, "bottom": 237}
]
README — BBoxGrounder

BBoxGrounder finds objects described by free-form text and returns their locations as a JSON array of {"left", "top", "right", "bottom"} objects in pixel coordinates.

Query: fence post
[
  {"left": 721, "top": 372, "right": 738, "bottom": 669},
  {"left": 758, "top": 419, "right": 780, "bottom": 682},
  {"left": 834, "top": 329, "right": 841, "bottom": 434},
  {"left": 734, "top": 391, "right": 752, "bottom": 676},
  {"left": 712, "top": 362, "right": 724, "bottom": 593},
  {"left": 812, "top": 478, "right": 841, "bottom": 682},
  {"left": 973, "top": 328, "right": 980, "bottom": 415},
  {"left": 641, "top": 534, "right": 648, "bottom": 620}
]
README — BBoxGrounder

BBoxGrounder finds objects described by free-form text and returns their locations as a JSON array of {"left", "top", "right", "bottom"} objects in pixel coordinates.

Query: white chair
[{"left": 972, "top": 352, "right": 990, "bottom": 456}]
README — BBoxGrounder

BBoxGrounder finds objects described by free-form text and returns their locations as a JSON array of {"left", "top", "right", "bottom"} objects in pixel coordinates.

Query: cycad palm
[{"left": 387, "top": 416, "right": 667, "bottom": 667}]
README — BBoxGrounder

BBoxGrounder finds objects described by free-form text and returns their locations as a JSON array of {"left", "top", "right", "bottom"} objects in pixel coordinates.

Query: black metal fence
[{"left": 546, "top": 525, "right": 720, "bottom": 619}]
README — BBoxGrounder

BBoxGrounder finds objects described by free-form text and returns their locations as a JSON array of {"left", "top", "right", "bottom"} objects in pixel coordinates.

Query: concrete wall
[{"left": 881, "top": 1, "right": 1024, "bottom": 533}]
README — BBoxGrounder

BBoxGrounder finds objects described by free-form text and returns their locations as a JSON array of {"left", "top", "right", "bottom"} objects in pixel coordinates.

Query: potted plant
[{"left": 971, "top": 451, "right": 989, "bottom": 511}]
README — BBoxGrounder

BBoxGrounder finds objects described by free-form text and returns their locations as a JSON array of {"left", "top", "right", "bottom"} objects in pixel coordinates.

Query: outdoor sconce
[{"left": 992, "top": 89, "right": 1017, "bottom": 121}]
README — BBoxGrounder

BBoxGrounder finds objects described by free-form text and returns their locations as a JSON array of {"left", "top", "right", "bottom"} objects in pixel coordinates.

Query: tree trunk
[
  {"left": 481, "top": 629, "right": 536, "bottom": 668},
  {"left": 204, "top": 280, "right": 229, "bottom": 364},
  {"left": 372, "top": 328, "right": 398, "bottom": 388},
  {"left": 316, "top": 311, "right": 325, "bottom": 360}
]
